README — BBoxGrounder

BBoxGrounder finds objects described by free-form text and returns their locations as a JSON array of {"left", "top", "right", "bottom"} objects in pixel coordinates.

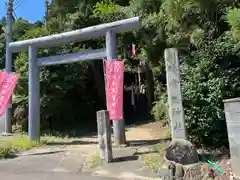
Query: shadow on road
[
  {"left": 111, "top": 155, "right": 139, "bottom": 163},
  {"left": 127, "top": 139, "right": 163, "bottom": 147},
  {"left": 47, "top": 140, "right": 98, "bottom": 146},
  {"left": 27, "top": 150, "right": 66, "bottom": 156}
]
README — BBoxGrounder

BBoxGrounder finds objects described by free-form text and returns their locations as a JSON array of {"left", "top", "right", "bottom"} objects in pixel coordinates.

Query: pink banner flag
[
  {"left": 0, "top": 72, "right": 7, "bottom": 85},
  {"left": 0, "top": 72, "right": 19, "bottom": 116},
  {"left": 105, "top": 60, "right": 124, "bottom": 120}
]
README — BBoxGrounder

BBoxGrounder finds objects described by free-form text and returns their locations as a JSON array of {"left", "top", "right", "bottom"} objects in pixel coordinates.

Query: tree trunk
[
  {"left": 90, "top": 60, "right": 106, "bottom": 109},
  {"left": 145, "top": 62, "right": 154, "bottom": 113}
]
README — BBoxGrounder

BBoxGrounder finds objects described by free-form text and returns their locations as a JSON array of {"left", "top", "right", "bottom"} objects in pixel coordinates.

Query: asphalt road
[
  {"left": 0, "top": 151, "right": 119, "bottom": 180},
  {"left": 0, "top": 172, "right": 118, "bottom": 180},
  {"left": 0, "top": 150, "right": 119, "bottom": 180}
]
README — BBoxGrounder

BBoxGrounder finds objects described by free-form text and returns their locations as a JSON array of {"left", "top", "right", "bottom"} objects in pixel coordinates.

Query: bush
[
  {"left": 0, "top": 136, "right": 41, "bottom": 158},
  {"left": 151, "top": 93, "right": 168, "bottom": 121},
  {"left": 181, "top": 37, "right": 240, "bottom": 147}
]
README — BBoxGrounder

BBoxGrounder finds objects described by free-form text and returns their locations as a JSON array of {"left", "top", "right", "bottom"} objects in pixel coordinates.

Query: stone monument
[{"left": 164, "top": 48, "right": 186, "bottom": 139}]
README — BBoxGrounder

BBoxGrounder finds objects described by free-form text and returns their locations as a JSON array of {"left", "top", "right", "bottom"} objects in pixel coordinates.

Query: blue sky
[{"left": 0, "top": 0, "right": 45, "bottom": 23}]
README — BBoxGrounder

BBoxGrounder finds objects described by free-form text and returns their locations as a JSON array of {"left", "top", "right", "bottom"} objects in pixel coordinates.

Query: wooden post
[
  {"left": 97, "top": 110, "right": 113, "bottom": 163},
  {"left": 164, "top": 48, "right": 187, "bottom": 139}
]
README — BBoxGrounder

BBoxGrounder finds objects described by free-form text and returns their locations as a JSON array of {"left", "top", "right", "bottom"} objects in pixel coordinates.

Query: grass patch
[
  {"left": 165, "top": 126, "right": 171, "bottom": 140},
  {"left": 0, "top": 135, "right": 43, "bottom": 158},
  {"left": 41, "top": 135, "right": 72, "bottom": 144},
  {"left": 140, "top": 143, "right": 166, "bottom": 172},
  {"left": 0, "top": 133, "right": 77, "bottom": 159}
]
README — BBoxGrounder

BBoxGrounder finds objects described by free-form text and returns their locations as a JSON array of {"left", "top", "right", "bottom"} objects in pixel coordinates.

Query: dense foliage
[
  {"left": 182, "top": 38, "right": 240, "bottom": 147},
  {"left": 0, "top": 0, "right": 240, "bottom": 146}
]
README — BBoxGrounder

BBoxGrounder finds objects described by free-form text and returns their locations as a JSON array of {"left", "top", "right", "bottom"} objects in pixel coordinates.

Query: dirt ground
[
  {"left": 126, "top": 121, "right": 170, "bottom": 140},
  {"left": 75, "top": 121, "right": 169, "bottom": 148}
]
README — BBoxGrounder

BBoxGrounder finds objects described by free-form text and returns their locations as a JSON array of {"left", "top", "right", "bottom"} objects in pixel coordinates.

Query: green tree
[{"left": 227, "top": 8, "right": 240, "bottom": 41}]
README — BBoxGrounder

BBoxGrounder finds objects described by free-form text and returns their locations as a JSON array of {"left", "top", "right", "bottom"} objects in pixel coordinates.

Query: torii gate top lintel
[{"left": 9, "top": 17, "right": 140, "bottom": 53}]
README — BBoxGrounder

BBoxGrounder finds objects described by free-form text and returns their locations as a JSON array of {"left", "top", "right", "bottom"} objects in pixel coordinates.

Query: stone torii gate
[{"left": 6, "top": 17, "right": 140, "bottom": 143}]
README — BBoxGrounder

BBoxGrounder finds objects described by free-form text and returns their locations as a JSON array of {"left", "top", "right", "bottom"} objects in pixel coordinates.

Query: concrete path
[
  {"left": 0, "top": 145, "right": 158, "bottom": 180},
  {"left": 0, "top": 171, "right": 117, "bottom": 180},
  {"left": 0, "top": 146, "right": 117, "bottom": 180},
  {"left": 91, "top": 146, "right": 158, "bottom": 180}
]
